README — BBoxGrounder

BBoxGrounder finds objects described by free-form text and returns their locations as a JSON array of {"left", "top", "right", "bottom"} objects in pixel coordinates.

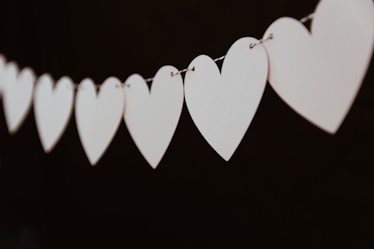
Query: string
[{"left": 144, "top": 13, "right": 315, "bottom": 84}]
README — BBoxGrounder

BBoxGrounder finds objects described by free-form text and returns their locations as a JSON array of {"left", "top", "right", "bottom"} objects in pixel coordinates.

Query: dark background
[{"left": 0, "top": 0, "right": 373, "bottom": 248}]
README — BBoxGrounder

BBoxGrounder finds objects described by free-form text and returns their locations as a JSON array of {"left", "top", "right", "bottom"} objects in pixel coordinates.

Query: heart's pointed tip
[
  {"left": 88, "top": 156, "right": 100, "bottom": 167},
  {"left": 314, "top": 121, "right": 340, "bottom": 135},
  {"left": 8, "top": 125, "right": 18, "bottom": 135},
  {"left": 43, "top": 142, "right": 57, "bottom": 154},
  {"left": 150, "top": 164, "right": 158, "bottom": 170},
  {"left": 43, "top": 145, "right": 52, "bottom": 154},
  {"left": 323, "top": 126, "right": 339, "bottom": 135},
  {"left": 219, "top": 151, "right": 234, "bottom": 162},
  {"left": 147, "top": 158, "right": 160, "bottom": 170}
]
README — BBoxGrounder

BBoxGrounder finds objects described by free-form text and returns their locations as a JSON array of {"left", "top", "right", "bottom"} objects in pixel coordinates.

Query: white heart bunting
[
  {"left": 123, "top": 66, "right": 184, "bottom": 169},
  {"left": 34, "top": 75, "right": 74, "bottom": 153},
  {"left": 184, "top": 37, "right": 268, "bottom": 161},
  {"left": 2, "top": 63, "right": 35, "bottom": 134},
  {"left": 263, "top": 0, "right": 374, "bottom": 134},
  {"left": 0, "top": 0, "right": 372, "bottom": 167},
  {"left": 75, "top": 78, "right": 124, "bottom": 166}
]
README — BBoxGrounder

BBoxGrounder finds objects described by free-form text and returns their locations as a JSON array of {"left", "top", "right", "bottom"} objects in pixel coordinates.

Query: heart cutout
[
  {"left": 34, "top": 74, "right": 74, "bottom": 153},
  {"left": 123, "top": 65, "right": 184, "bottom": 169},
  {"left": 2, "top": 63, "right": 35, "bottom": 134},
  {"left": 75, "top": 77, "right": 124, "bottom": 166},
  {"left": 184, "top": 37, "right": 268, "bottom": 161},
  {"left": 263, "top": 0, "right": 374, "bottom": 134}
]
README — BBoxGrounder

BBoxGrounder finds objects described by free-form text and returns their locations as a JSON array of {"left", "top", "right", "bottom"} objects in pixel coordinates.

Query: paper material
[
  {"left": 263, "top": 0, "right": 374, "bottom": 134},
  {"left": 2, "top": 63, "right": 35, "bottom": 134},
  {"left": 184, "top": 37, "right": 268, "bottom": 161},
  {"left": 124, "top": 65, "right": 184, "bottom": 169},
  {"left": 75, "top": 78, "right": 124, "bottom": 166},
  {"left": 34, "top": 75, "right": 74, "bottom": 153}
]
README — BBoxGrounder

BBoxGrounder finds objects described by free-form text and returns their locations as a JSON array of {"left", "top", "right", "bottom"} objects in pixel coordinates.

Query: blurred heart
[
  {"left": 263, "top": 0, "right": 374, "bottom": 133},
  {"left": 75, "top": 77, "right": 124, "bottom": 166},
  {"left": 0, "top": 55, "right": 6, "bottom": 96},
  {"left": 2, "top": 63, "right": 35, "bottom": 134},
  {"left": 34, "top": 75, "right": 74, "bottom": 153}
]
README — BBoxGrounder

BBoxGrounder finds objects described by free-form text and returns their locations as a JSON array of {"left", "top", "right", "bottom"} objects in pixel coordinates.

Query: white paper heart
[
  {"left": 263, "top": 0, "right": 374, "bottom": 134},
  {"left": 34, "top": 74, "right": 74, "bottom": 153},
  {"left": 123, "top": 66, "right": 184, "bottom": 169},
  {"left": 184, "top": 37, "right": 268, "bottom": 161},
  {"left": 0, "top": 55, "right": 6, "bottom": 96},
  {"left": 75, "top": 77, "right": 124, "bottom": 166},
  {"left": 2, "top": 63, "right": 35, "bottom": 134}
]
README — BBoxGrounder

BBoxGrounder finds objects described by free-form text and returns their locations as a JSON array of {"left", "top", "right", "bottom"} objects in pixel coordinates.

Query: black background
[{"left": 0, "top": 0, "right": 373, "bottom": 248}]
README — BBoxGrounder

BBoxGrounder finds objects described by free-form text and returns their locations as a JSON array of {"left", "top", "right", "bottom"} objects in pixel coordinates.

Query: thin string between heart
[
  {"left": 144, "top": 13, "right": 315, "bottom": 83},
  {"left": 72, "top": 12, "right": 314, "bottom": 89}
]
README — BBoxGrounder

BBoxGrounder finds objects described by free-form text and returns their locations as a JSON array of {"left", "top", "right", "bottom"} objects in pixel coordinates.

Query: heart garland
[{"left": 0, "top": 0, "right": 373, "bottom": 168}]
